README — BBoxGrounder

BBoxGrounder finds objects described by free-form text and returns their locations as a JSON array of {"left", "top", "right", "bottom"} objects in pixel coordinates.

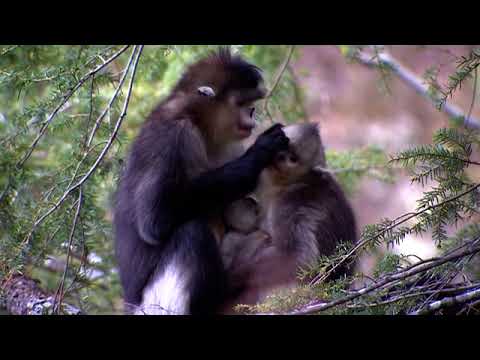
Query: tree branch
[
  {"left": 286, "top": 243, "right": 480, "bottom": 315},
  {"left": 8, "top": 45, "right": 144, "bottom": 282},
  {"left": 310, "top": 183, "right": 480, "bottom": 286},
  {"left": 16, "top": 45, "right": 131, "bottom": 169},
  {"left": 263, "top": 45, "right": 295, "bottom": 124},
  {"left": 355, "top": 47, "right": 480, "bottom": 130},
  {"left": 410, "top": 287, "right": 480, "bottom": 315}
]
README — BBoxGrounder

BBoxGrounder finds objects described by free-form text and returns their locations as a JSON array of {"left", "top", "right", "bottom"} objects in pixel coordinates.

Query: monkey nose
[{"left": 275, "top": 152, "right": 287, "bottom": 162}]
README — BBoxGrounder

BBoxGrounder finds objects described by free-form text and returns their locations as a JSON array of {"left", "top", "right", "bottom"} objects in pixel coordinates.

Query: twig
[
  {"left": 310, "top": 183, "right": 480, "bottom": 286},
  {"left": 391, "top": 152, "right": 480, "bottom": 167},
  {"left": 287, "top": 64, "right": 309, "bottom": 122},
  {"left": 85, "top": 52, "right": 133, "bottom": 147},
  {"left": 262, "top": 45, "right": 295, "bottom": 124},
  {"left": 347, "top": 283, "right": 480, "bottom": 310},
  {"left": 410, "top": 287, "right": 480, "bottom": 315},
  {"left": 287, "top": 243, "right": 480, "bottom": 315},
  {"left": 466, "top": 67, "right": 478, "bottom": 125},
  {"left": 52, "top": 188, "right": 83, "bottom": 314},
  {"left": 0, "top": 45, "right": 19, "bottom": 57},
  {"left": 355, "top": 48, "right": 480, "bottom": 130},
  {"left": 16, "top": 45, "right": 130, "bottom": 169},
  {"left": 30, "top": 47, "right": 139, "bottom": 232},
  {"left": 11, "top": 45, "right": 144, "bottom": 275}
]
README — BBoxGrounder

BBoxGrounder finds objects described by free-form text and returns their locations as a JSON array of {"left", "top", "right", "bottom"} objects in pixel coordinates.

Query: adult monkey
[{"left": 114, "top": 48, "right": 289, "bottom": 315}]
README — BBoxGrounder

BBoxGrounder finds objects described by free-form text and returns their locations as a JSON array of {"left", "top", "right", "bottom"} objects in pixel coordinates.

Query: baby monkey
[
  {"left": 220, "top": 122, "right": 357, "bottom": 310},
  {"left": 221, "top": 196, "right": 270, "bottom": 270}
]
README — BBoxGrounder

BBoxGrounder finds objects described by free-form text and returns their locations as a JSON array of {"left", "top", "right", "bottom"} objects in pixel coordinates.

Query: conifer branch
[
  {"left": 310, "top": 183, "right": 480, "bottom": 286},
  {"left": 287, "top": 242, "right": 480, "bottom": 315},
  {"left": 16, "top": 45, "right": 131, "bottom": 169},
  {"left": 12, "top": 46, "right": 144, "bottom": 275}
]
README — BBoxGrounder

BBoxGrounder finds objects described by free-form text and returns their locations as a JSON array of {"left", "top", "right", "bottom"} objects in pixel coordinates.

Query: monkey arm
[
  {"left": 183, "top": 124, "right": 289, "bottom": 219},
  {"left": 133, "top": 173, "right": 179, "bottom": 246},
  {"left": 130, "top": 122, "right": 287, "bottom": 246},
  {"left": 184, "top": 152, "right": 264, "bottom": 216}
]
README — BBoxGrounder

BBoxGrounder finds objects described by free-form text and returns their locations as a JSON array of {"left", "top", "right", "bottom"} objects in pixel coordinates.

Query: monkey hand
[{"left": 247, "top": 123, "right": 290, "bottom": 167}]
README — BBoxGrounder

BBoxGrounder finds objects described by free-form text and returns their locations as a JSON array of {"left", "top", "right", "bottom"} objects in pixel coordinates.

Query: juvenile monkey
[
  {"left": 221, "top": 197, "right": 270, "bottom": 270},
  {"left": 221, "top": 122, "right": 358, "bottom": 310}
]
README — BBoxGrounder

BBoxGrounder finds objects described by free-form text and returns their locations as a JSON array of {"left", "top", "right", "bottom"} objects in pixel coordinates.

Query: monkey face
[
  {"left": 266, "top": 123, "right": 323, "bottom": 184},
  {"left": 225, "top": 197, "right": 260, "bottom": 234},
  {"left": 207, "top": 92, "right": 263, "bottom": 142},
  {"left": 228, "top": 87, "right": 267, "bottom": 140},
  {"left": 234, "top": 100, "right": 257, "bottom": 139}
]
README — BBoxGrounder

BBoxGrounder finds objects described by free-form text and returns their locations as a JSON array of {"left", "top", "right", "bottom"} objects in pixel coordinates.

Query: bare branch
[
  {"left": 85, "top": 50, "right": 135, "bottom": 147},
  {"left": 287, "top": 64, "right": 309, "bottom": 122},
  {"left": 286, "top": 243, "right": 480, "bottom": 315},
  {"left": 12, "top": 45, "right": 144, "bottom": 272},
  {"left": 262, "top": 45, "right": 295, "bottom": 123},
  {"left": 310, "top": 183, "right": 480, "bottom": 286},
  {"left": 53, "top": 188, "right": 83, "bottom": 314},
  {"left": 16, "top": 45, "right": 131, "bottom": 169},
  {"left": 355, "top": 47, "right": 480, "bottom": 130},
  {"left": 410, "top": 287, "right": 480, "bottom": 315}
]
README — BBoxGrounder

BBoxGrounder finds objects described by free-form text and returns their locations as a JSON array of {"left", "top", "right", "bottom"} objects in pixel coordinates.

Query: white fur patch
[
  {"left": 135, "top": 259, "right": 189, "bottom": 315},
  {"left": 282, "top": 125, "right": 302, "bottom": 143}
]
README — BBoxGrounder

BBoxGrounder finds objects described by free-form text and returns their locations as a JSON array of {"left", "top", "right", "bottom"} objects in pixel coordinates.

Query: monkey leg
[
  {"left": 137, "top": 219, "right": 230, "bottom": 315},
  {"left": 173, "top": 219, "right": 231, "bottom": 315}
]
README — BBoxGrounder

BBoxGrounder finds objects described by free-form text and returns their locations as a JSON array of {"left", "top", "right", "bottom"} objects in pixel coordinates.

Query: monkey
[
  {"left": 219, "top": 122, "right": 358, "bottom": 311},
  {"left": 113, "top": 48, "right": 290, "bottom": 315},
  {"left": 220, "top": 197, "right": 271, "bottom": 270}
]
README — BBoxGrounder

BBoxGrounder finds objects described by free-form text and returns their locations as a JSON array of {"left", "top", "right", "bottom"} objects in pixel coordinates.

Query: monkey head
[
  {"left": 172, "top": 48, "right": 267, "bottom": 143},
  {"left": 264, "top": 123, "right": 325, "bottom": 185},
  {"left": 224, "top": 197, "right": 259, "bottom": 235}
]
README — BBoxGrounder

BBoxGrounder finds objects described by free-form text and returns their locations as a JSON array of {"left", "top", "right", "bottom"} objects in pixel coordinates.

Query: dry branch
[
  {"left": 410, "top": 287, "right": 480, "bottom": 315},
  {"left": 285, "top": 243, "right": 480, "bottom": 315}
]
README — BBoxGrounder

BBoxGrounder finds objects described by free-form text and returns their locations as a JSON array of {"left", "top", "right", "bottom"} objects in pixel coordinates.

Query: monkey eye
[
  {"left": 289, "top": 153, "right": 299, "bottom": 163},
  {"left": 249, "top": 107, "right": 256, "bottom": 118}
]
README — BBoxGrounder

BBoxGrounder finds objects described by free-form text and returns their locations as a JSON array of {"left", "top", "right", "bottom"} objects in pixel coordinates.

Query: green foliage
[
  {"left": 0, "top": 45, "right": 330, "bottom": 314},
  {"left": 438, "top": 48, "right": 480, "bottom": 108},
  {"left": 326, "top": 145, "right": 394, "bottom": 195}
]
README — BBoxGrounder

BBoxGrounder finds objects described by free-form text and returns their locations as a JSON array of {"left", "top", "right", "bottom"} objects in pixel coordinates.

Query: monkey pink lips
[{"left": 237, "top": 124, "right": 254, "bottom": 138}]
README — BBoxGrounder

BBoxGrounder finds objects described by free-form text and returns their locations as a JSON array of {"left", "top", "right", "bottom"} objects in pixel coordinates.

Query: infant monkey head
[
  {"left": 224, "top": 197, "right": 259, "bottom": 234},
  {"left": 265, "top": 123, "right": 326, "bottom": 184}
]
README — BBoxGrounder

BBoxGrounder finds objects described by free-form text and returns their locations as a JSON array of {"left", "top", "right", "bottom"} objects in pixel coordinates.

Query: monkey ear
[{"left": 197, "top": 86, "right": 216, "bottom": 97}]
